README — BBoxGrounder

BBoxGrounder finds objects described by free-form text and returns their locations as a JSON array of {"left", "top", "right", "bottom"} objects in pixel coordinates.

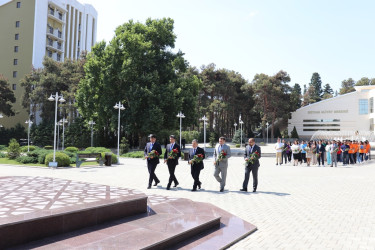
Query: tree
[
  {"left": 76, "top": 18, "right": 199, "bottom": 147},
  {"left": 302, "top": 85, "right": 316, "bottom": 106},
  {"left": 339, "top": 78, "right": 355, "bottom": 94},
  {"left": 0, "top": 75, "right": 16, "bottom": 116},
  {"left": 309, "top": 72, "right": 323, "bottom": 102},
  {"left": 322, "top": 83, "right": 334, "bottom": 99},
  {"left": 355, "top": 77, "right": 370, "bottom": 86},
  {"left": 290, "top": 83, "right": 302, "bottom": 110},
  {"left": 232, "top": 129, "right": 245, "bottom": 144},
  {"left": 290, "top": 126, "right": 299, "bottom": 139}
]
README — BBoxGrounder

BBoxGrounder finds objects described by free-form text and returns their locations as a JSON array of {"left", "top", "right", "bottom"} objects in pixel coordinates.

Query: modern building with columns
[
  {"left": 0, "top": 0, "right": 97, "bottom": 128},
  {"left": 288, "top": 86, "right": 375, "bottom": 140}
]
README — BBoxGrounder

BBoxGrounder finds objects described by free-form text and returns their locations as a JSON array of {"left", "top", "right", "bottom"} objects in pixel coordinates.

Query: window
[
  {"left": 303, "top": 124, "right": 340, "bottom": 127},
  {"left": 58, "top": 12, "right": 62, "bottom": 20},
  {"left": 48, "top": 38, "right": 53, "bottom": 46},
  {"left": 13, "top": 71, "right": 17, "bottom": 78},
  {"left": 13, "top": 59, "right": 18, "bottom": 65},
  {"left": 12, "top": 84, "right": 17, "bottom": 90},
  {"left": 49, "top": 27, "right": 53, "bottom": 34},
  {"left": 14, "top": 46, "right": 18, "bottom": 52},
  {"left": 58, "top": 30, "right": 62, "bottom": 38},
  {"left": 15, "top": 34, "right": 19, "bottom": 40},
  {"left": 57, "top": 42, "right": 61, "bottom": 50},
  {"left": 49, "top": 7, "right": 54, "bottom": 15},
  {"left": 303, "top": 129, "right": 340, "bottom": 132},
  {"left": 370, "top": 97, "right": 374, "bottom": 113},
  {"left": 16, "top": 2, "right": 20, "bottom": 8},
  {"left": 303, "top": 119, "right": 340, "bottom": 122},
  {"left": 57, "top": 53, "right": 61, "bottom": 61},
  {"left": 15, "top": 21, "right": 20, "bottom": 28},
  {"left": 359, "top": 99, "right": 369, "bottom": 115},
  {"left": 48, "top": 50, "right": 52, "bottom": 57}
]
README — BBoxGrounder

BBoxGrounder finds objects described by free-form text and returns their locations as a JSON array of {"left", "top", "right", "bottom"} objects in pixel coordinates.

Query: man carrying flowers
[
  {"left": 164, "top": 135, "right": 181, "bottom": 190},
  {"left": 144, "top": 134, "right": 162, "bottom": 189},
  {"left": 213, "top": 137, "right": 231, "bottom": 192},
  {"left": 241, "top": 138, "right": 262, "bottom": 192}
]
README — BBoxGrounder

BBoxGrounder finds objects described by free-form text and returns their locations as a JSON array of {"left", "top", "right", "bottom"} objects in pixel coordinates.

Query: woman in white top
[
  {"left": 291, "top": 140, "right": 301, "bottom": 166},
  {"left": 325, "top": 141, "right": 332, "bottom": 165}
]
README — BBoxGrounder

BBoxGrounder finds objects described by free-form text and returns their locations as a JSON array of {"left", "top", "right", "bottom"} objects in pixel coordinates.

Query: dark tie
[{"left": 150, "top": 143, "right": 153, "bottom": 152}]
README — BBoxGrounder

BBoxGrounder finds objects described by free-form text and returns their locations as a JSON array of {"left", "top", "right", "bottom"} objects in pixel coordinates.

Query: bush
[
  {"left": 65, "top": 147, "right": 79, "bottom": 153},
  {"left": 85, "top": 147, "right": 111, "bottom": 153},
  {"left": 16, "top": 156, "right": 38, "bottom": 164},
  {"left": 122, "top": 151, "right": 144, "bottom": 158},
  {"left": 26, "top": 149, "right": 53, "bottom": 164},
  {"left": 44, "top": 146, "right": 53, "bottom": 150},
  {"left": 0, "top": 152, "right": 6, "bottom": 158},
  {"left": 7, "top": 138, "right": 21, "bottom": 159},
  {"left": 232, "top": 129, "right": 246, "bottom": 144},
  {"left": 62, "top": 151, "right": 77, "bottom": 164},
  {"left": 120, "top": 137, "right": 130, "bottom": 154},
  {"left": 45, "top": 152, "right": 71, "bottom": 167},
  {"left": 20, "top": 145, "right": 37, "bottom": 152},
  {"left": 0, "top": 145, "right": 6, "bottom": 151},
  {"left": 209, "top": 134, "right": 216, "bottom": 148},
  {"left": 235, "top": 144, "right": 240, "bottom": 148},
  {"left": 100, "top": 152, "right": 118, "bottom": 164},
  {"left": 181, "top": 131, "right": 200, "bottom": 144}
]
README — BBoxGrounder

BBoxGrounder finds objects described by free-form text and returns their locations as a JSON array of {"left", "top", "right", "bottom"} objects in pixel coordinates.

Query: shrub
[
  {"left": 0, "top": 145, "right": 6, "bottom": 151},
  {"left": 16, "top": 156, "right": 38, "bottom": 164},
  {"left": 122, "top": 151, "right": 144, "bottom": 158},
  {"left": 20, "top": 145, "right": 37, "bottom": 152},
  {"left": 44, "top": 146, "right": 53, "bottom": 150},
  {"left": 0, "top": 152, "right": 6, "bottom": 158},
  {"left": 101, "top": 152, "right": 118, "bottom": 164},
  {"left": 85, "top": 147, "right": 111, "bottom": 153},
  {"left": 27, "top": 149, "right": 53, "bottom": 164},
  {"left": 65, "top": 146, "right": 79, "bottom": 153},
  {"left": 232, "top": 129, "right": 246, "bottom": 144},
  {"left": 181, "top": 131, "right": 200, "bottom": 144},
  {"left": 209, "top": 134, "right": 216, "bottom": 148},
  {"left": 235, "top": 144, "right": 240, "bottom": 148},
  {"left": 7, "top": 138, "right": 21, "bottom": 159},
  {"left": 45, "top": 152, "right": 71, "bottom": 167},
  {"left": 62, "top": 151, "right": 77, "bottom": 164},
  {"left": 120, "top": 137, "right": 130, "bottom": 154}
]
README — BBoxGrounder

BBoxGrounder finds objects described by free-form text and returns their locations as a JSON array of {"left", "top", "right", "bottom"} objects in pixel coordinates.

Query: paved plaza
[{"left": 1, "top": 150, "right": 375, "bottom": 249}]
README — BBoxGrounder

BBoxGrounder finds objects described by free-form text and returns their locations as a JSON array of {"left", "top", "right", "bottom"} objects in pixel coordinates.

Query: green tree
[
  {"left": 0, "top": 75, "right": 16, "bottom": 116},
  {"left": 290, "top": 83, "right": 302, "bottom": 110},
  {"left": 339, "top": 78, "right": 356, "bottom": 94},
  {"left": 309, "top": 72, "right": 323, "bottom": 102},
  {"left": 7, "top": 138, "right": 21, "bottom": 159},
  {"left": 290, "top": 126, "right": 299, "bottom": 139},
  {"left": 322, "top": 83, "right": 334, "bottom": 99},
  {"left": 232, "top": 129, "right": 245, "bottom": 144},
  {"left": 355, "top": 77, "right": 370, "bottom": 86}
]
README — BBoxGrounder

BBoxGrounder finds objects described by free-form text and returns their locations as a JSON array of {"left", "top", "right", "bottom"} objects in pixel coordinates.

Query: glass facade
[{"left": 359, "top": 99, "right": 368, "bottom": 115}]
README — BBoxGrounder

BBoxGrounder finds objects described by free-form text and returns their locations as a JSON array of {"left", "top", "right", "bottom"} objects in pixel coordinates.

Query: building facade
[
  {"left": 0, "top": 0, "right": 97, "bottom": 128},
  {"left": 288, "top": 86, "right": 375, "bottom": 140}
]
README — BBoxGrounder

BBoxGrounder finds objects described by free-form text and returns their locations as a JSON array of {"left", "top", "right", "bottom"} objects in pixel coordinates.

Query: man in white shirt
[{"left": 275, "top": 138, "right": 284, "bottom": 165}]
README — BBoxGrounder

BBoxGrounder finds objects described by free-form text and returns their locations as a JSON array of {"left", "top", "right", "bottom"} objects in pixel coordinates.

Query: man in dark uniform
[
  {"left": 144, "top": 134, "right": 162, "bottom": 189},
  {"left": 188, "top": 139, "right": 205, "bottom": 191},
  {"left": 164, "top": 135, "right": 181, "bottom": 190},
  {"left": 241, "top": 138, "right": 261, "bottom": 192}
]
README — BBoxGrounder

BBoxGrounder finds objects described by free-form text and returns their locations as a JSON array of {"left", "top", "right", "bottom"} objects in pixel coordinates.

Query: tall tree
[
  {"left": 322, "top": 83, "right": 334, "bottom": 99},
  {"left": 339, "top": 78, "right": 356, "bottom": 94},
  {"left": 0, "top": 75, "right": 16, "bottom": 116},
  {"left": 355, "top": 77, "right": 370, "bottom": 86},
  {"left": 290, "top": 83, "right": 302, "bottom": 110},
  {"left": 309, "top": 72, "right": 323, "bottom": 102}
]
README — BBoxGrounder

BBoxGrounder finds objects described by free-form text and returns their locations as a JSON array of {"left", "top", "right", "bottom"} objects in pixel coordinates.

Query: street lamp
[
  {"left": 88, "top": 120, "right": 96, "bottom": 147},
  {"left": 114, "top": 102, "right": 125, "bottom": 158},
  {"left": 59, "top": 118, "right": 68, "bottom": 151},
  {"left": 240, "top": 119, "right": 244, "bottom": 148},
  {"left": 234, "top": 122, "right": 237, "bottom": 136},
  {"left": 176, "top": 111, "right": 185, "bottom": 147},
  {"left": 266, "top": 122, "right": 269, "bottom": 144},
  {"left": 0, "top": 113, "right": 3, "bottom": 128},
  {"left": 48, "top": 92, "right": 65, "bottom": 167},
  {"left": 25, "top": 119, "right": 33, "bottom": 152},
  {"left": 200, "top": 115, "right": 208, "bottom": 151}
]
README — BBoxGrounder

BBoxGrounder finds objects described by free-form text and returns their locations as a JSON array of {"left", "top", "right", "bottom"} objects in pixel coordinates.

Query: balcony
[
  {"left": 46, "top": 40, "right": 64, "bottom": 53},
  {"left": 47, "top": 29, "right": 64, "bottom": 41},
  {"left": 48, "top": 9, "right": 65, "bottom": 23}
]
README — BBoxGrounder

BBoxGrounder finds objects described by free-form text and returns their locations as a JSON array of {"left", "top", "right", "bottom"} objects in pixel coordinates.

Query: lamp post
[
  {"left": 59, "top": 118, "right": 68, "bottom": 151},
  {"left": 0, "top": 113, "right": 3, "bottom": 128},
  {"left": 176, "top": 111, "right": 185, "bottom": 147},
  {"left": 234, "top": 122, "right": 237, "bottom": 137},
  {"left": 25, "top": 119, "right": 33, "bottom": 152},
  {"left": 88, "top": 120, "right": 96, "bottom": 147},
  {"left": 240, "top": 119, "right": 244, "bottom": 148},
  {"left": 114, "top": 102, "right": 125, "bottom": 158},
  {"left": 266, "top": 122, "right": 269, "bottom": 144},
  {"left": 48, "top": 92, "right": 65, "bottom": 167},
  {"left": 200, "top": 115, "right": 208, "bottom": 151}
]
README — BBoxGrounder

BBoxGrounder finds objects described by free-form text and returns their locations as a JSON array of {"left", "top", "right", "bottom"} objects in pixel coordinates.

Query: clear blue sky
[{"left": 84, "top": 0, "right": 375, "bottom": 92}]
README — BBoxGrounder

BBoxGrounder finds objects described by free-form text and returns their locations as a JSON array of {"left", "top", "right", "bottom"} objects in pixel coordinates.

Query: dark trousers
[
  {"left": 287, "top": 153, "right": 292, "bottom": 162},
  {"left": 349, "top": 154, "right": 354, "bottom": 164},
  {"left": 301, "top": 153, "right": 307, "bottom": 163},
  {"left": 191, "top": 166, "right": 201, "bottom": 189},
  {"left": 147, "top": 162, "right": 159, "bottom": 186},
  {"left": 343, "top": 153, "right": 349, "bottom": 165},
  {"left": 167, "top": 162, "right": 178, "bottom": 186},
  {"left": 242, "top": 165, "right": 259, "bottom": 190},
  {"left": 282, "top": 152, "right": 288, "bottom": 164},
  {"left": 318, "top": 152, "right": 325, "bottom": 165}
]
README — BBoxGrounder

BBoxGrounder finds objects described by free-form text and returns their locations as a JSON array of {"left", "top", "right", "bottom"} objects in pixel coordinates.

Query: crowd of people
[{"left": 275, "top": 138, "right": 371, "bottom": 167}]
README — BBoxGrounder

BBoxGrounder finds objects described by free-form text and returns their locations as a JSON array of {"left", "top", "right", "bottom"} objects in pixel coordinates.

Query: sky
[{"left": 83, "top": 0, "right": 375, "bottom": 92}]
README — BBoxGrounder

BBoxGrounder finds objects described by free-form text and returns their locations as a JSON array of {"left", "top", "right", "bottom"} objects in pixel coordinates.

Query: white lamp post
[
  {"left": 266, "top": 122, "right": 269, "bottom": 144},
  {"left": 234, "top": 122, "right": 237, "bottom": 137},
  {"left": 25, "top": 119, "right": 33, "bottom": 152},
  {"left": 59, "top": 118, "right": 68, "bottom": 151},
  {"left": 176, "top": 111, "right": 185, "bottom": 147},
  {"left": 0, "top": 113, "right": 3, "bottom": 128},
  {"left": 114, "top": 102, "right": 125, "bottom": 158},
  {"left": 88, "top": 120, "right": 96, "bottom": 147},
  {"left": 200, "top": 115, "right": 208, "bottom": 151},
  {"left": 240, "top": 119, "right": 244, "bottom": 148},
  {"left": 48, "top": 92, "right": 65, "bottom": 167}
]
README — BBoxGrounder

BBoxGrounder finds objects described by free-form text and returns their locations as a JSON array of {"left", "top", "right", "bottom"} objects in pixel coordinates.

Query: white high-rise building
[{"left": 0, "top": 0, "right": 97, "bottom": 127}]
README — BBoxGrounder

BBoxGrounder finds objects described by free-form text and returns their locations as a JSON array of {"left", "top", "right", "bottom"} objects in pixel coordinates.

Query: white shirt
[{"left": 275, "top": 142, "right": 284, "bottom": 152}]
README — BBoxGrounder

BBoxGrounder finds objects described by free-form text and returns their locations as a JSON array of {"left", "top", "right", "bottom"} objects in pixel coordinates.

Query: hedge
[
  {"left": 65, "top": 147, "right": 79, "bottom": 153},
  {"left": 45, "top": 152, "right": 71, "bottom": 167},
  {"left": 20, "top": 145, "right": 38, "bottom": 152}
]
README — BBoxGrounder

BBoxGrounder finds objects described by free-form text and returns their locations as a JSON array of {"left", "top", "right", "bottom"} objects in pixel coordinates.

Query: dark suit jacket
[
  {"left": 144, "top": 142, "right": 162, "bottom": 165},
  {"left": 244, "top": 144, "right": 261, "bottom": 168},
  {"left": 164, "top": 143, "right": 181, "bottom": 165},
  {"left": 189, "top": 147, "right": 205, "bottom": 170},
  {"left": 317, "top": 144, "right": 326, "bottom": 153}
]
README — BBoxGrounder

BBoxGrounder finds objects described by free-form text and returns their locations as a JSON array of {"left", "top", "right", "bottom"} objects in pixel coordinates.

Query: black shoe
[
  {"left": 220, "top": 188, "right": 224, "bottom": 192},
  {"left": 253, "top": 189, "right": 256, "bottom": 192},
  {"left": 153, "top": 180, "right": 160, "bottom": 186},
  {"left": 166, "top": 185, "right": 170, "bottom": 190},
  {"left": 240, "top": 188, "right": 247, "bottom": 192},
  {"left": 191, "top": 189, "right": 197, "bottom": 192},
  {"left": 147, "top": 186, "right": 151, "bottom": 189},
  {"left": 198, "top": 182, "right": 201, "bottom": 189},
  {"left": 173, "top": 182, "right": 179, "bottom": 187}
]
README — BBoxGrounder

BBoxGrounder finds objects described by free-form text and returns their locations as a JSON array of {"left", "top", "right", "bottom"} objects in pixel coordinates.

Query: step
[{"left": 0, "top": 176, "right": 148, "bottom": 249}]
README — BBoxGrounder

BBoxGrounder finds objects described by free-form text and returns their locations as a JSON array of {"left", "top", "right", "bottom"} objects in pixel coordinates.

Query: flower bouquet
[
  {"left": 293, "top": 148, "right": 300, "bottom": 154},
  {"left": 245, "top": 151, "right": 260, "bottom": 165},
  {"left": 168, "top": 148, "right": 179, "bottom": 160},
  {"left": 148, "top": 150, "right": 159, "bottom": 159},
  {"left": 218, "top": 150, "right": 227, "bottom": 162},
  {"left": 191, "top": 154, "right": 204, "bottom": 164},
  {"left": 333, "top": 147, "right": 339, "bottom": 153}
]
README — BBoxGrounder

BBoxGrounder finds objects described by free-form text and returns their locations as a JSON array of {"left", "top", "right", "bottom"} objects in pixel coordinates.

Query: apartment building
[{"left": 0, "top": 0, "right": 97, "bottom": 128}]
